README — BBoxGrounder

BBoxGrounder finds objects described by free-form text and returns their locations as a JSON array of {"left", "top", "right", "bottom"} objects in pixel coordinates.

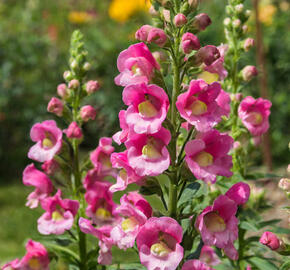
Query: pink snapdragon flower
[
  {"left": 196, "top": 45, "right": 220, "bottom": 66},
  {"left": 225, "top": 182, "right": 250, "bottom": 205},
  {"left": 259, "top": 231, "right": 280, "bottom": 250},
  {"left": 85, "top": 180, "right": 117, "bottom": 226},
  {"left": 174, "top": 13, "right": 187, "bottom": 27},
  {"left": 1, "top": 259, "right": 19, "bottom": 270},
  {"left": 14, "top": 240, "right": 50, "bottom": 270},
  {"left": 176, "top": 79, "right": 230, "bottom": 132},
  {"left": 28, "top": 120, "right": 62, "bottom": 162},
  {"left": 181, "top": 33, "right": 201, "bottom": 54},
  {"left": 147, "top": 28, "right": 167, "bottom": 47},
  {"left": 113, "top": 110, "right": 130, "bottom": 145},
  {"left": 182, "top": 259, "right": 214, "bottom": 270},
  {"left": 111, "top": 192, "right": 152, "bottom": 249},
  {"left": 199, "top": 245, "right": 220, "bottom": 266},
  {"left": 125, "top": 127, "right": 171, "bottom": 176},
  {"left": 86, "top": 80, "right": 100, "bottom": 94},
  {"left": 57, "top": 83, "right": 68, "bottom": 99},
  {"left": 47, "top": 97, "right": 63, "bottom": 117},
  {"left": 185, "top": 130, "right": 233, "bottom": 183},
  {"left": 136, "top": 217, "right": 184, "bottom": 270},
  {"left": 110, "top": 151, "right": 144, "bottom": 192},
  {"left": 238, "top": 96, "right": 272, "bottom": 136},
  {"left": 123, "top": 83, "right": 169, "bottom": 134},
  {"left": 41, "top": 159, "right": 59, "bottom": 175},
  {"left": 135, "top": 25, "right": 153, "bottom": 42},
  {"left": 79, "top": 218, "right": 114, "bottom": 265},
  {"left": 90, "top": 137, "right": 115, "bottom": 175},
  {"left": 64, "top": 122, "right": 83, "bottom": 139},
  {"left": 38, "top": 190, "right": 79, "bottom": 235},
  {"left": 115, "top": 43, "right": 160, "bottom": 86},
  {"left": 23, "top": 164, "right": 53, "bottom": 208},
  {"left": 194, "top": 13, "right": 212, "bottom": 31},
  {"left": 195, "top": 195, "right": 239, "bottom": 260},
  {"left": 80, "top": 105, "right": 97, "bottom": 122}
]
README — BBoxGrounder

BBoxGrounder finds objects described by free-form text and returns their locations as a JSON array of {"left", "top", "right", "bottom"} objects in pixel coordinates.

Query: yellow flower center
[
  {"left": 150, "top": 242, "right": 171, "bottom": 257},
  {"left": 142, "top": 141, "right": 162, "bottom": 159},
  {"left": 138, "top": 100, "right": 158, "bottom": 118},
  {"left": 96, "top": 207, "right": 111, "bottom": 220},
  {"left": 246, "top": 112, "right": 263, "bottom": 125},
  {"left": 28, "top": 258, "right": 41, "bottom": 269},
  {"left": 42, "top": 138, "right": 54, "bottom": 149},
  {"left": 194, "top": 151, "right": 213, "bottom": 167},
  {"left": 52, "top": 211, "right": 63, "bottom": 221},
  {"left": 204, "top": 212, "right": 226, "bottom": 233},
  {"left": 198, "top": 71, "right": 219, "bottom": 84},
  {"left": 190, "top": 100, "right": 208, "bottom": 116},
  {"left": 121, "top": 217, "right": 139, "bottom": 232}
]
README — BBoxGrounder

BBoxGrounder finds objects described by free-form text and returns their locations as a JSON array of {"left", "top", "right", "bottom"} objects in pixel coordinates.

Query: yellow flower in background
[
  {"left": 258, "top": 4, "right": 277, "bottom": 25},
  {"left": 68, "top": 11, "right": 93, "bottom": 24},
  {"left": 109, "top": 0, "right": 150, "bottom": 23}
]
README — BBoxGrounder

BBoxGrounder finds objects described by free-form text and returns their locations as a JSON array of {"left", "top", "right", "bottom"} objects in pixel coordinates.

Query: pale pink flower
[
  {"left": 244, "top": 38, "right": 255, "bottom": 51},
  {"left": 199, "top": 245, "right": 220, "bottom": 266},
  {"left": 110, "top": 151, "right": 144, "bottom": 192},
  {"left": 115, "top": 43, "right": 160, "bottom": 86},
  {"left": 136, "top": 217, "right": 184, "bottom": 270},
  {"left": 111, "top": 192, "right": 152, "bottom": 249},
  {"left": 238, "top": 96, "right": 272, "bottom": 136},
  {"left": 79, "top": 218, "right": 114, "bottom": 265},
  {"left": 47, "top": 97, "right": 63, "bottom": 117},
  {"left": 123, "top": 83, "right": 169, "bottom": 134},
  {"left": 182, "top": 259, "right": 214, "bottom": 270},
  {"left": 125, "top": 128, "right": 171, "bottom": 176},
  {"left": 64, "top": 122, "right": 83, "bottom": 139},
  {"left": 23, "top": 164, "right": 53, "bottom": 208},
  {"left": 195, "top": 195, "right": 239, "bottom": 260},
  {"left": 57, "top": 83, "right": 68, "bottom": 99},
  {"left": 86, "top": 80, "right": 100, "bottom": 94},
  {"left": 176, "top": 80, "right": 230, "bottom": 132},
  {"left": 185, "top": 130, "right": 233, "bottom": 183},
  {"left": 37, "top": 190, "right": 79, "bottom": 235},
  {"left": 80, "top": 105, "right": 97, "bottom": 122},
  {"left": 28, "top": 120, "right": 62, "bottom": 162},
  {"left": 113, "top": 110, "right": 130, "bottom": 145},
  {"left": 241, "top": 66, "right": 258, "bottom": 81},
  {"left": 182, "top": 33, "right": 201, "bottom": 54},
  {"left": 90, "top": 137, "right": 115, "bottom": 175},
  {"left": 147, "top": 28, "right": 167, "bottom": 47},
  {"left": 14, "top": 240, "right": 50, "bottom": 270},
  {"left": 259, "top": 231, "right": 280, "bottom": 250},
  {"left": 174, "top": 13, "right": 187, "bottom": 27},
  {"left": 225, "top": 182, "right": 250, "bottom": 205}
]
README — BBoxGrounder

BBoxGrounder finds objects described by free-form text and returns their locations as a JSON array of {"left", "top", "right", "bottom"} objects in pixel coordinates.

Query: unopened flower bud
[
  {"left": 278, "top": 178, "right": 290, "bottom": 191},
  {"left": 86, "top": 80, "right": 100, "bottom": 94},
  {"left": 70, "top": 59, "right": 78, "bottom": 70},
  {"left": 224, "top": 18, "right": 231, "bottom": 26},
  {"left": 174, "top": 13, "right": 187, "bottom": 27},
  {"left": 80, "top": 105, "right": 97, "bottom": 122},
  {"left": 57, "top": 83, "right": 68, "bottom": 99},
  {"left": 135, "top": 25, "right": 153, "bottom": 42},
  {"left": 194, "top": 13, "right": 212, "bottom": 31},
  {"left": 83, "top": 62, "right": 91, "bottom": 71},
  {"left": 260, "top": 231, "right": 281, "bottom": 250},
  {"left": 64, "top": 122, "right": 83, "bottom": 139},
  {"left": 233, "top": 141, "right": 241, "bottom": 149},
  {"left": 245, "top": 10, "right": 251, "bottom": 17},
  {"left": 235, "top": 4, "right": 244, "bottom": 13},
  {"left": 149, "top": 5, "right": 159, "bottom": 16},
  {"left": 63, "top": 70, "right": 73, "bottom": 81},
  {"left": 244, "top": 38, "right": 255, "bottom": 51},
  {"left": 233, "top": 19, "right": 241, "bottom": 28},
  {"left": 181, "top": 32, "right": 201, "bottom": 54},
  {"left": 68, "top": 79, "right": 80, "bottom": 89},
  {"left": 242, "top": 25, "right": 248, "bottom": 33},
  {"left": 242, "top": 65, "right": 258, "bottom": 81},
  {"left": 147, "top": 28, "right": 167, "bottom": 47},
  {"left": 47, "top": 97, "right": 63, "bottom": 117},
  {"left": 196, "top": 45, "right": 220, "bottom": 66},
  {"left": 41, "top": 159, "right": 59, "bottom": 175},
  {"left": 231, "top": 93, "right": 243, "bottom": 102},
  {"left": 162, "top": 9, "right": 171, "bottom": 22}
]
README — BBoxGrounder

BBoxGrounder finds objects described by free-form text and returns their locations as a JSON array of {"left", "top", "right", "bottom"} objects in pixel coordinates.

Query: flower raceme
[{"left": 115, "top": 42, "right": 160, "bottom": 87}]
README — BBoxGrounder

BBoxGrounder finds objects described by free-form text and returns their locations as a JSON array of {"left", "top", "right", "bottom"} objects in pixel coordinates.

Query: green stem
[
  {"left": 168, "top": 178, "right": 178, "bottom": 218},
  {"left": 78, "top": 226, "right": 87, "bottom": 270},
  {"left": 237, "top": 227, "right": 246, "bottom": 269}
]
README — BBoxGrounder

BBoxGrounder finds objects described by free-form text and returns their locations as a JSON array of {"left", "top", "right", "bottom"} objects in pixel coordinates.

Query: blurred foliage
[{"left": 0, "top": 0, "right": 289, "bottom": 182}]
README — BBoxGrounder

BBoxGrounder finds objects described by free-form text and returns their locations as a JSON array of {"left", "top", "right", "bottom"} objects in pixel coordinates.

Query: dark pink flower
[
  {"left": 115, "top": 43, "right": 160, "bottom": 86},
  {"left": 113, "top": 110, "right": 130, "bottom": 145},
  {"left": 28, "top": 120, "right": 62, "bottom": 162},
  {"left": 238, "top": 96, "right": 272, "bottom": 136},
  {"left": 23, "top": 164, "right": 53, "bottom": 208},
  {"left": 174, "top": 13, "right": 187, "bottom": 27},
  {"left": 225, "top": 182, "right": 250, "bottom": 205},
  {"left": 185, "top": 130, "right": 233, "bottom": 184},
  {"left": 136, "top": 217, "right": 184, "bottom": 270},
  {"left": 194, "top": 13, "right": 212, "bottom": 31},
  {"left": 122, "top": 83, "right": 169, "bottom": 134},
  {"left": 135, "top": 25, "right": 153, "bottom": 42},
  {"left": 182, "top": 33, "right": 201, "bottom": 54},
  {"left": 196, "top": 45, "right": 220, "bottom": 66},
  {"left": 64, "top": 122, "right": 83, "bottom": 139},
  {"left": 37, "top": 190, "right": 79, "bottom": 235},
  {"left": 195, "top": 195, "right": 239, "bottom": 260},
  {"left": 147, "top": 28, "right": 167, "bottom": 47},
  {"left": 259, "top": 231, "right": 280, "bottom": 250},
  {"left": 47, "top": 97, "right": 63, "bottom": 117},
  {"left": 125, "top": 128, "right": 171, "bottom": 176},
  {"left": 176, "top": 80, "right": 230, "bottom": 132}
]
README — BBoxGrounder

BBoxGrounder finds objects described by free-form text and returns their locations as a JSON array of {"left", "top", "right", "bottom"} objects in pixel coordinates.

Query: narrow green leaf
[
  {"left": 249, "top": 257, "right": 278, "bottom": 270},
  {"left": 279, "top": 260, "right": 290, "bottom": 270},
  {"left": 258, "top": 219, "right": 282, "bottom": 229},
  {"left": 240, "top": 221, "right": 259, "bottom": 232}
]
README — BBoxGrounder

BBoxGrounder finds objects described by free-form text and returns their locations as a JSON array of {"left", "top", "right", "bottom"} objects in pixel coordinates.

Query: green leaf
[
  {"left": 45, "top": 243, "right": 79, "bottom": 264},
  {"left": 108, "top": 264, "right": 146, "bottom": 270},
  {"left": 178, "top": 181, "right": 204, "bottom": 206},
  {"left": 280, "top": 260, "right": 290, "bottom": 270},
  {"left": 270, "top": 227, "right": 290, "bottom": 234},
  {"left": 258, "top": 219, "right": 282, "bottom": 229},
  {"left": 240, "top": 221, "right": 259, "bottom": 232},
  {"left": 249, "top": 257, "right": 278, "bottom": 270}
]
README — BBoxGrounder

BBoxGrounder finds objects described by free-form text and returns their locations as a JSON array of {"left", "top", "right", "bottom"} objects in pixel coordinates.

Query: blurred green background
[{"left": 0, "top": 0, "right": 289, "bottom": 262}]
